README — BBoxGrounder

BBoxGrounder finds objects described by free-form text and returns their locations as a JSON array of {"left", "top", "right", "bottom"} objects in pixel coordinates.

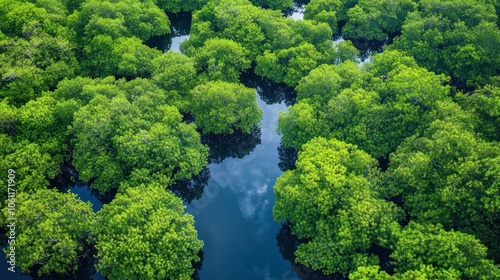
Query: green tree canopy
[
  {"left": 390, "top": 222, "right": 500, "bottom": 279},
  {"left": 189, "top": 81, "right": 263, "bottom": 134},
  {"left": 390, "top": 0, "right": 500, "bottom": 87},
  {"left": 151, "top": 52, "right": 199, "bottom": 111},
  {"left": 343, "top": 0, "right": 417, "bottom": 41},
  {"left": 3, "top": 189, "right": 95, "bottom": 276},
  {"left": 273, "top": 137, "right": 402, "bottom": 276},
  {"left": 81, "top": 35, "right": 162, "bottom": 77},
  {"left": 0, "top": 0, "right": 78, "bottom": 105},
  {"left": 71, "top": 79, "right": 208, "bottom": 192},
  {"left": 191, "top": 38, "right": 251, "bottom": 83},
  {"left": 456, "top": 84, "right": 500, "bottom": 141},
  {"left": 95, "top": 184, "right": 203, "bottom": 280},
  {"left": 68, "top": 0, "right": 170, "bottom": 42},
  {"left": 278, "top": 51, "right": 452, "bottom": 158},
  {"left": 383, "top": 115, "right": 500, "bottom": 259}
]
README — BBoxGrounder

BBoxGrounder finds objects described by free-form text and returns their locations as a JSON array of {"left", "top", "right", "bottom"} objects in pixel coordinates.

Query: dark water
[
  {"left": 185, "top": 93, "right": 296, "bottom": 280},
  {"left": 146, "top": 12, "right": 192, "bottom": 53}
]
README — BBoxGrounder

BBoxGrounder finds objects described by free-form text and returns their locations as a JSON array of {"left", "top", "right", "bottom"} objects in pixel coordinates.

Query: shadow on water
[
  {"left": 276, "top": 224, "right": 346, "bottom": 280},
  {"left": 278, "top": 144, "right": 298, "bottom": 172},
  {"left": 283, "top": 0, "right": 309, "bottom": 19},
  {"left": 240, "top": 70, "right": 297, "bottom": 106},
  {"left": 145, "top": 12, "right": 192, "bottom": 53},
  {"left": 169, "top": 167, "right": 210, "bottom": 203},
  {"left": 52, "top": 162, "right": 113, "bottom": 212},
  {"left": 201, "top": 127, "right": 262, "bottom": 164}
]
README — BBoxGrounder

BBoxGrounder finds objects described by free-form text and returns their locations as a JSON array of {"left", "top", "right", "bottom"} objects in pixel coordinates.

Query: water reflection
[
  {"left": 145, "top": 12, "right": 192, "bottom": 53},
  {"left": 201, "top": 128, "right": 262, "bottom": 164},
  {"left": 240, "top": 71, "right": 296, "bottom": 106},
  {"left": 52, "top": 163, "right": 108, "bottom": 212},
  {"left": 278, "top": 144, "right": 298, "bottom": 172},
  {"left": 276, "top": 224, "right": 345, "bottom": 280},
  {"left": 169, "top": 167, "right": 210, "bottom": 203},
  {"left": 186, "top": 95, "right": 293, "bottom": 279},
  {"left": 283, "top": 0, "right": 309, "bottom": 19}
]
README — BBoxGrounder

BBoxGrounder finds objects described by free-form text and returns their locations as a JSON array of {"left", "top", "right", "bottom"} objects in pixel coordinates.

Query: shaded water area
[{"left": 146, "top": 12, "right": 192, "bottom": 53}]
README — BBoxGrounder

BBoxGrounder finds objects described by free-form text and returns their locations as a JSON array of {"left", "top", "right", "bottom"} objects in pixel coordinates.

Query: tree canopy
[
  {"left": 95, "top": 184, "right": 203, "bottom": 280},
  {"left": 3, "top": 189, "right": 95, "bottom": 276},
  {"left": 273, "top": 137, "right": 402, "bottom": 276},
  {"left": 189, "top": 81, "right": 262, "bottom": 134}
]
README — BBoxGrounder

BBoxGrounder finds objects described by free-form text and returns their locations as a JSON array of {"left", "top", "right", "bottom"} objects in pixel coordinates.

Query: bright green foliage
[
  {"left": 343, "top": 0, "right": 417, "bottom": 40},
  {"left": 81, "top": 35, "right": 161, "bottom": 77},
  {"left": 69, "top": 0, "right": 170, "bottom": 42},
  {"left": 192, "top": 38, "right": 251, "bottom": 83},
  {"left": 304, "top": 0, "right": 344, "bottom": 32},
  {"left": 277, "top": 102, "right": 324, "bottom": 149},
  {"left": 0, "top": 0, "right": 69, "bottom": 38},
  {"left": 71, "top": 79, "right": 208, "bottom": 192},
  {"left": 0, "top": 135, "right": 60, "bottom": 210},
  {"left": 189, "top": 81, "right": 263, "bottom": 134},
  {"left": 278, "top": 51, "right": 451, "bottom": 158},
  {"left": 390, "top": 222, "right": 500, "bottom": 279},
  {"left": 390, "top": 0, "right": 500, "bottom": 87},
  {"left": 17, "top": 95, "right": 79, "bottom": 153},
  {"left": 273, "top": 137, "right": 402, "bottom": 276},
  {"left": 151, "top": 52, "right": 198, "bottom": 105},
  {"left": 51, "top": 76, "right": 118, "bottom": 105},
  {"left": 181, "top": 0, "right": 266, "bottom": 59},
  {"left": 383, "top": 114, "right": 500, "bottom": 258},
  {"left": 0, "top": 0, "right": 78, "bottom": 105},
  {"left": 456, "top": 85, "right": 500, "bottom": 141},
  {"left": 182, "top": 0, "right": 336, "bottom": 63},
  {"left": 304, "top": 0, "right": 416, "bottom": 40},
  {"left": 112, "top": 37, "right": 162, "bottom": 77},
  {"left": 251, "top": 0, "right": 292, "bottom": 9},
  {"left": 256, "top": 43, "right": 322, "bottom": 87},
  {"left": 95, "top": 184, "right": 203, "bottom": 280},
  {"left": 295, "top": 62, "right": 359, "bottom": 105},
  {"left": 3, "top": 189, "right": 95, "bottom": 276},
  {"left": 350, "top": 265, "right": 460, "bottom": 279}
]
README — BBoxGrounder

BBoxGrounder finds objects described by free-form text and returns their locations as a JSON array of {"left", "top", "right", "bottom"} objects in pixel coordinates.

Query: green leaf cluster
[
  {"left": 3, "top": 189, "right": 95, "bottom": 276},
  {"left": 95, "top": 184, "right": 203, "bottom": 280}
]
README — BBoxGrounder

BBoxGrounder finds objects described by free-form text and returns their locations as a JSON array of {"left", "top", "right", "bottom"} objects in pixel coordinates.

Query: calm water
[{"left": 185, "top": 95, "right": 297, "bottom": 280}]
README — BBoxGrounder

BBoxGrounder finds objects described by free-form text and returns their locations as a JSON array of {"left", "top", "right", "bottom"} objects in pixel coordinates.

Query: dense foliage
[
  {"left": 3, "top": 189, "right": 95, "bottom": 275},
  {"left": 274, "top": 137, "right": 402, "bottom": 275},
  {"left": 1, "top": 0, "right": 499, "bottom": 278},
  {"left": 95, "top": 184, "right": 203, "bottom": 280}
]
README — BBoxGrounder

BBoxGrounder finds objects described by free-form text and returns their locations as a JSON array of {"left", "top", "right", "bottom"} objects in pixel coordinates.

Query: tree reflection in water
[
  {"left": 240, "top": 70, "right": 297, "bottom": 106},
  {"left": 168, "top": 166, "right": 210, "bottom": 203},
  {"left": 276, "top": 223, "right": 346, "bottom": 280},
  {"left": 201, "top": 127, "right": 262, "bottom": 164},
  {"left": 145, "top": 12, "right": 192, "bottom": 53},
  {"left": 278, "top": 143, "right": 298, "bottom": 172}
]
